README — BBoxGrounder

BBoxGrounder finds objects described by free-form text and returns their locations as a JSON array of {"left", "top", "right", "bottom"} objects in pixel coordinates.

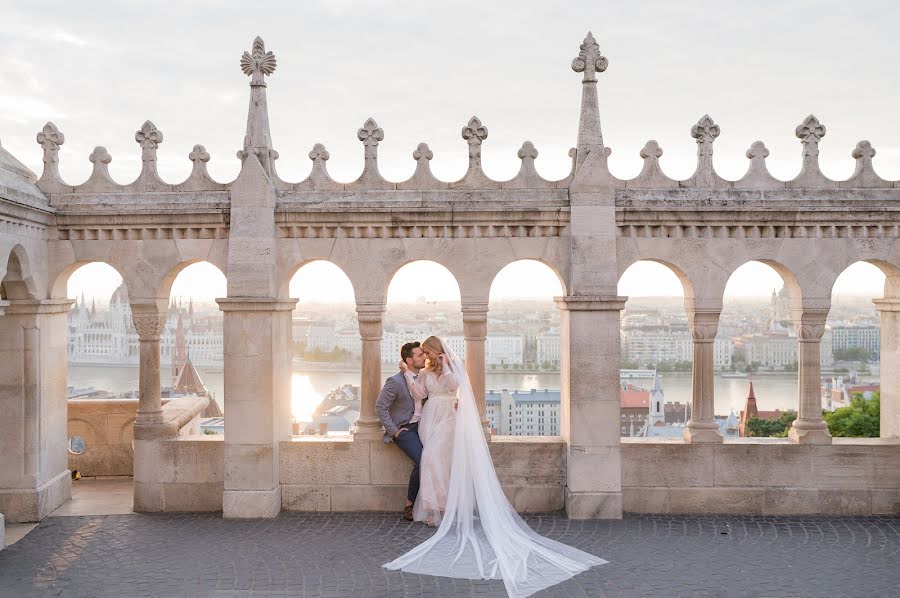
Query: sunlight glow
[
  {"left": 291, "top": 374, "right": 324, "bottom": 422},
  {"left": 490, "top": 260, "right": 563, "bottom": 300},
  {"left": 387, "top": 261, "right": 460, "bottom": 303}
]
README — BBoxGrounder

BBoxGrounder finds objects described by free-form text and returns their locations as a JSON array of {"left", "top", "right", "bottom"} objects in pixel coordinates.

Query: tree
[
  {"left": 620, "top": 360, "right": 640, "bottom": 370},
  {"left": 745, "top": 411, "right": 797, "bottom": 437},
  {"left": 824, "top": 392, "right": 880, "bottom": 437}
]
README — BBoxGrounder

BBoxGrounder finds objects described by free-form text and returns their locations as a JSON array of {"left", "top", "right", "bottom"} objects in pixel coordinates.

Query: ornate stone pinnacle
[
  {"left": 746, "top": 141, "right": 770, "bottom": 160},
  {"left": 571, "top": 31, "right": 608, "bottom": 82},
  {"left": 89, "top": 146, "right": 112, "bottom": 164},
  {"left": 691, "top": 115, "right": 720, "bottom": 145},
  {"left": 189, "top": 144, "right": 210, "bottom": 163},
  {"left": 640, "top": 140, "right": 663, "bottom": 159},
  {"left": 36, "top": 122, "right": 64, "bottom": 151},
  {"left": 796, "top": 114, "right": 826, "bottom": 144},
  {"left": 517, "top": 141, "right": 538, "bottom": 160},
  {"left": 136, "top": 120, "right": 163, "bottom": 162},
  {"left": 852, "top": 140, "right": 875, "bottom": 160},
  {"left": 240, "top": 36, "right": 277, "bottom": 86},
  {"left": 309, "top": 143, "right": 330, "bottom": 161},
  {"left": 413, "top": 143, "right": 433, "bottom": 161}
]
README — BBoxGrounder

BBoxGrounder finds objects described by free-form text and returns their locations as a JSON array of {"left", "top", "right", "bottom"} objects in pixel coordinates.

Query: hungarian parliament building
[{"left": 68, "top": 283, "right": 224, "bottom": 368}]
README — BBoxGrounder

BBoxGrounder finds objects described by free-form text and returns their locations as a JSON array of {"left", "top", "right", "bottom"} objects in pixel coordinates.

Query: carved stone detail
[
  {"left": 792, "top": 309, "right": 829, "bottom": 342},
  {"left": 131, "top": 308, "right": 165, "bottom": 340},
  {"left": 844, "top": 140, "right": 890, "bottom": 188},
  {"left": 789, "top": 115, "right": 836, "bottom": 189},
  {"left": 686, "top": 115, "right": 726, "bottom": 188},
  {"left": 462, "top": 116, "right": 488, "bottom": 169},
  {"left": 734, "top": 141, "right": 783, "bottom": 190},
  {"left": 135, "top": 120, "right": 163, "bottom": 159},
  {"left": 84, "top": 146, "right": 117, "bottom": 188},
  {"left": 628, "top": 140, "right": 676, "bottom": 189},
  {"left": 348, "top": 118, "right": 390, "bottom": 189},
  {"left": 240, "top": 36, "right": 276, "bottom": 86},
  {"left": 357, "top": 118, "right": 383, "bottom": 160},
  {"left": 399, "top": 143, "right": 445, "bottom": 190},
  {"left": 688, "top": 309, "right": 721, "bottom": 341},
  {"left": 571, "top": 31, "right": 608, "bottom": 82},
  {"left": 35, "top": 121, "right": 65, "bottom": 186}
]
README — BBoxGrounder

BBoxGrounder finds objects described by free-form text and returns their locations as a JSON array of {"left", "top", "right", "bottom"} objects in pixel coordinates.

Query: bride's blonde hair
[{"left": 422, "top": 336, "right": 445, "bottom": 376}]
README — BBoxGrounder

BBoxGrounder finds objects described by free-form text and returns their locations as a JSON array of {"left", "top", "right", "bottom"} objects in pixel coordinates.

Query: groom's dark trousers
[{"left": 393, "top": 422, "right": 423, "bottom": 503}]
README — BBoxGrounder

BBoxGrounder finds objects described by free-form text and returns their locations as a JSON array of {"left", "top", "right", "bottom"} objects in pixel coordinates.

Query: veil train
[{"left": 383, "top": 340, "right": 607, "bottom": 598}]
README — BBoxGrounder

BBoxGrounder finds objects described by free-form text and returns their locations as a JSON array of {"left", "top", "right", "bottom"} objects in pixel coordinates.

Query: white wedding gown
[
  {"left": 384, "top": 342, "right": 607, "bottom": 597},
  {"left": 406, "top": 367, "right": 458, "bottom": 526}
]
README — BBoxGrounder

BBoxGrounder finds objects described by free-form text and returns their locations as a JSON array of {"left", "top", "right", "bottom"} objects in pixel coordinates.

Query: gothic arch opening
[
  {"left": 486, "top": 259, "right": 564, "bottom": 437},
  {"left": 163, "top": 262, "right": 227, "bottom": 423},
  {"left": 617, "top": 260, "right": 690, "bottom": 438},
  {"left": 1, "top": 245, "right": 37, "bottom": 300},
  {"left": 288, "top": 260, "right": 357, "bottom": 435}
]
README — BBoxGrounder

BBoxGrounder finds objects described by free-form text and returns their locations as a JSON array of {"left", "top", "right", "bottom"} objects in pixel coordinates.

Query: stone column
[
  {"left": 0, "top": 299, "right": 73, "bottom": 522},
  {"left": 354, "top": 303, "right": 385, "bottom": 441},
  {"left": 788, "top": 308, "right": 832, "bottom": 444},
  {"left": 874, "top": 299, "right": 900, "bottom": 438},
  {"left": 555, "top": 295, "right": 626, "bottom": 519},
  {"left": 683, "top": 307, "right": 723, "bottom": 442},
  {"left": 217, "top": 298, "right": 297, "bottom": 518},
  {"left": 462, "top": 302, "right": 490, "bottom": 435},
  {"left": 131, "top": 305, "right": 166, "bottom": 425}
]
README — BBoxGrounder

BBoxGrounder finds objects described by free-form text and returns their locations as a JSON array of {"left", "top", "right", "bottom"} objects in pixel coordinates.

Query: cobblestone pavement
[{"left": 1, "top": 512, "right": 898, "bottom": 597}]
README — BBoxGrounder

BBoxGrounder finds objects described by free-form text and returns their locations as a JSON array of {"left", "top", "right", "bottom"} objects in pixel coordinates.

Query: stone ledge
[{"left": 134, "top": 396, "right": 209, "bottom": 440}]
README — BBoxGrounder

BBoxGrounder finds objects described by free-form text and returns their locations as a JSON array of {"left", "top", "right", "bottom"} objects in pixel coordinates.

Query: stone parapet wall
[
  {"left": 68, "top": 399, "right": 140, "bottom": 476},
  {"left": 279, "top": 437, "right": 566, "bottom": 513},
  {"left": 622, "top": 438, "right": 900, "bottom": 516},
  {"left": 135, "top": 435, "right": 224, "bottom": 512}
]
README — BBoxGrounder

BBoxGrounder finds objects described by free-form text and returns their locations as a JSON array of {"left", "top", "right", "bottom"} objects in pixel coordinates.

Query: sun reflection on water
[{"left": 291, "top": 374, "right": 324, "bottom": 422}]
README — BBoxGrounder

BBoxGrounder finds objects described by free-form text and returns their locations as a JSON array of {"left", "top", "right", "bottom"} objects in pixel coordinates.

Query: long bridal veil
[{"left": 383, "top": 341, "right": 607, "bottom": 597}]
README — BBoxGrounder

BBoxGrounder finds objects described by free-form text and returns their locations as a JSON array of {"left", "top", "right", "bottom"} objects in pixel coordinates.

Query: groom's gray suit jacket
[{"left": 375, "top": 371, "right": 418, "bottom": 444}]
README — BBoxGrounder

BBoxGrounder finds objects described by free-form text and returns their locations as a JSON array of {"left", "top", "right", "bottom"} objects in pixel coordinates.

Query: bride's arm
[
  {"left": 439, "top": 356, "right": 460, "bottom": 392},
  {"left": 403, "top": 370, "right": 428, "bottom": 400}
]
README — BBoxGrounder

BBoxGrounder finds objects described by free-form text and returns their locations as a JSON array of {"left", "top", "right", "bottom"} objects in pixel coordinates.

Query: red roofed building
[
  {"left": 739, "top": 382, "right": 782, "bottom": 437},
  {"left": 620, "top": 382, "right": 650, "bottom": 437}
]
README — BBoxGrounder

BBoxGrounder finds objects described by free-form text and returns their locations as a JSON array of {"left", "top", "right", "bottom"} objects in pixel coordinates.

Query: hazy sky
[{"left": 6, "top": 2, "right": 894, "bottom": 302}]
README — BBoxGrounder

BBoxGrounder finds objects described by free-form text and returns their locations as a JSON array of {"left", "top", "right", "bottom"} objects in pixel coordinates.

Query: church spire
[{"left": 238, "top": 36, "right": 278, "bottom": 177}]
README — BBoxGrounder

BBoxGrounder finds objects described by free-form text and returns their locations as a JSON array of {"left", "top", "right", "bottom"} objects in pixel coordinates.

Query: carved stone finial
[
  {"left": 357, "top": 118, "right": 384, "bottom": 161},
  {"left": 746, "top": 141, "right": 770, "bottom": 160},
  {"left": 571, "top": 31, "right": 608, "bottom": 82},
  {"left": 688, "top": 115, "right": 723, "bottom": 188},
  {"left": 517, "top": 141, "right": 538, "bottom": 161},
  {"left": 309, "top": 143, "right": 330, "bottom": 162},
  {"left": 189, "top": 144, "right": 210, "bottom": 163},
  {"left": 795, "top": 114, "right": 826, "bottom": 151},
  {"left": 413, "top": 143, "right": 433, "bottom": 162},
  {"left": 89, "top": 146, "right": 112, "bottom": 165},
  {"left": 787, "top": 115, "right": 835, "bottom": 189},
  {"left": 845, "top": 140, "right": 889, "bottom": 188},
  {"left": 691, "top": 114, "right": 720, "bottom": 146},
  {"left": 240, "top": 36, "right": 277, "bottom": 87},
  {"left": 640, "top": 140, "right": 663, "bottom": 160},
  {"left": 462, "top": 116, "right": 488, "bottom": 169},
  {"left": 852, "top": 140, "right": 876, "bottom": 160},
  {"left": 36, "top": 122, "right": 64, "bottom": 152},
  {"left": 35, "top": 122, "right": 65, "bottom": 185},
  {"left": 135, "top": 120, "right": 163, "bottom": 161}
]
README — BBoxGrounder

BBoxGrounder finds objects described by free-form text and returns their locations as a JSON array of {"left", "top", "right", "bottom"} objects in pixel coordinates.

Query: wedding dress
[
  {"left": 405, "top": 367, "right": 458, "bottom": 526},
  {"left": 384, "top": 342, "right": 607, "bottom": 597}
]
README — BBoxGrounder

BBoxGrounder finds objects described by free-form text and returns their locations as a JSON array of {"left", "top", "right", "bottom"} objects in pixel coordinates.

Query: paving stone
[{"left": 0, "top": 512, "right": 898, "bottom": 597}]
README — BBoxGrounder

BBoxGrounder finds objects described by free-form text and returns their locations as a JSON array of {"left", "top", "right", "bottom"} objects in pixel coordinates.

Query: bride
[{"left": 384, "top": 335, "right": 607, "bottom": 597}]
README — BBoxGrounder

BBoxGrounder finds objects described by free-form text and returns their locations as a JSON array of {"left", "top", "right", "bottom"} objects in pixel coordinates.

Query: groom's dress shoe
[{"left": 403, "top": 504, "right": 414, "bottom": 521}]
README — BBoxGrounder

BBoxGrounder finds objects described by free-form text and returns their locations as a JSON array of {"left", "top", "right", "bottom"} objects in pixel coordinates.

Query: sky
[{"left": 4, "top": 2, "right": 894, "bottom": 302}]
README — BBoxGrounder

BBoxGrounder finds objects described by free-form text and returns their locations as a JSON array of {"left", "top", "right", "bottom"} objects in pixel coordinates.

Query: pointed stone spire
[
  {"left": 36, "top": 122, "right": 65, "bottom": 186},
  {"left": 238, "top": 36, "right": 279, "bottom": 177},
  {"left": 571, "top": 32, "right": 609, "bottom": 169}
]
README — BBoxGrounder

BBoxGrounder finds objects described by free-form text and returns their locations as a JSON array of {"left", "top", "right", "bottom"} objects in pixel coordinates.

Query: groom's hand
[{"left": 393, "top": 427, "right": 408, "bottom": 439}]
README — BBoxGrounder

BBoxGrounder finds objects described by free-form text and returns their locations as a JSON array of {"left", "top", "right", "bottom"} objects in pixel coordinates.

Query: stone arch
[
  {"left": 383, "top": 259, "right": 462, "bottom": 304},
  {"left": 158, "top": 259, "right": 228, "bottom": 303},
  {"left": 487, "top": 258, "right": 568, "bottom": 300},
  {"left": 1, "top": 245, "right": 38, "bottom": 300},
  {"left": 50, "top": 260, "right": 128, "bottom": 300},
  {"left": 283, "top": 259, "right": 357, "bottom": 304},
  {"left": 617, "top": 257, "right": 695, "bottom": 300}
]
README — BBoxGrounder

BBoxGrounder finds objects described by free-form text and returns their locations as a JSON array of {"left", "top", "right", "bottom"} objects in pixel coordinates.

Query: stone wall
[
  {"left": 67, "top": 398, "right": 140, "bottom": 476},
  {"left": 279, "top": 437, "right": 566, "bottom": 513},
  {"left": 621, "top": 438, "right": 900, "bottom": 516}
]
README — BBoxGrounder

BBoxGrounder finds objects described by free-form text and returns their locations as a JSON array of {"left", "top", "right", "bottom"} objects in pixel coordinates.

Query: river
[{"left": 68, "top": 364, "right": 860, "bottom": 421}]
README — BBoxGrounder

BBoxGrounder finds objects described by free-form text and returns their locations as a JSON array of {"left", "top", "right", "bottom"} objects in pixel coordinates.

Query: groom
[{"left": 375, "top": 341, "right": 427, "bottom": 521}]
